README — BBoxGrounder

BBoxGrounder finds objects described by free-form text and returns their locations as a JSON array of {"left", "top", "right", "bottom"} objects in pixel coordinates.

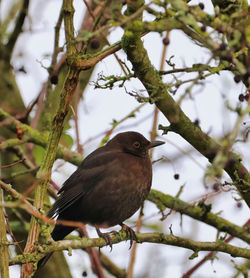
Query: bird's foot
[
  {"left": 120, "top": 223, "right": 138, "bottom": 249},
  {"left": 96, "top": 228, "right": 116, "bottom": 251}
]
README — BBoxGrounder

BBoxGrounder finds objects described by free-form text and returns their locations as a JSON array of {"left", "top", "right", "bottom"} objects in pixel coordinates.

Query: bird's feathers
[
  {"left": 37, "top": 131, "right": 164, "bottom": 271},
  {"left": 48, "top": 149, "right": 119, "bottom": 218}
]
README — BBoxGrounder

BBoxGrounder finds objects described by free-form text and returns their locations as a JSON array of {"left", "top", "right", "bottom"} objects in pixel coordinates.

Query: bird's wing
[
  {"left": 48, "top": 149, "right": 119, "bottom": 218},
  {"left": 47, "top": 184, "right": 85, "bottom": 218}
]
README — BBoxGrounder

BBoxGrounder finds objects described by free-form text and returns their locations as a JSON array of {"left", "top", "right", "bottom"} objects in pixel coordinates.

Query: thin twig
[
  {"left": 6, "top": 0, "right": 30, "bottom": 60},
  {"left": 182, "top": 219, "right": 250, "bottom": 278},
  {"left": 82, "top": 0, "right": 95, "bottom": 21},
  {"left": 50, "top": 6, "right": 64, "bottom": 75},
  {"left": 72, "top": 85, "right": 84, "bottom": 154},
  {"left": 78, "top": 228, "right": 106, "bottom": 278},
  {"left": 4, "top": 211, "right": 28, "bottom": 264},
  {"left": 127, "top": 206, "right": 144, "bottom": 278},
  {"left": 0, "top": 180, "right": 85, "bottom": 233},
  {"left": 99, "top": 103, "right": 146, "bottom": 146},
  {"left": 148, "top": 190, "right": 250, "bottom": 244},
  {"left": 0, "top": 158, "right": 26, "bottom": 169},
  {"left": 164, "top": 138, "right": 205, "bottom": 170}
]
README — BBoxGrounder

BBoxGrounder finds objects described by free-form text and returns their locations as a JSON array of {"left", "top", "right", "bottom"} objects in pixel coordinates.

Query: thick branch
[
  {"left": 148, "top": 190, "right": 250, "bottom": 244},
  {"left": 0, "top": 189, "right": 10, "bottom": 278},
  {"left": 121, "top": 27, "right": 250, "bottom": 207},
  {"left": 21, "top": 1, "right": 80, "bottom": 275},
  {"left": 2, "top": 180, "right": 249, "bottom": 265},
  {"left": 10, "top": 231, "right": 250, "bottom": 264},
  {"left": 21, "top": 68, "right": 79, "bottom": 277}
]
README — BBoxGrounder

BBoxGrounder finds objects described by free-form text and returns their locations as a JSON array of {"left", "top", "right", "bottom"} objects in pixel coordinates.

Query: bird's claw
[
  {"left": 120, "top": 223, "right": 138, "bottom": 249},
  {"left": 96, "top": 224, "right": 138, "bottom": 250},
  {"left": 96, "top": 228, "right": 116, "bottom": 251}
]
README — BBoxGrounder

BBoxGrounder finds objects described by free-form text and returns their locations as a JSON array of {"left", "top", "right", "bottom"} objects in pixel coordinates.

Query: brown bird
[{"left": 38, "top": 131, "right": 164, "bottom": 268}]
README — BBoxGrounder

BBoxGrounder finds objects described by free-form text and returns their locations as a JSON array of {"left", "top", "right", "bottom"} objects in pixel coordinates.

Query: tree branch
[
  {"left": 10, "top": 231, "right": 250, "bottom": 265},
  {"left": 21, "top": 1, "right": 80, "bottom": 276},
  {"left": 148, "top": 190, "right": 250, "bottom": 244},
  {"left": 75, "top": 41, "right": 121, "bottom": 70},
  {"left": 2, "top": 179, "right": 249, "bottom": 268},
  {"left": 121, "top": 18, "right": 250, "bottom": 207},
  {"left": 6, "top": 0, "right": 30, "bottom": 61},
  {"left": 0, "top": 188, "right": 10, "bottom": 278},
  {"left": 99, "top": 251, "right": 127, "bottom": 278},
  {"left": 182, "top": 219, "right": 250, "bottom": 278},
  {"left": 0, "top": 108, "right": 83, "bottom": 166}
]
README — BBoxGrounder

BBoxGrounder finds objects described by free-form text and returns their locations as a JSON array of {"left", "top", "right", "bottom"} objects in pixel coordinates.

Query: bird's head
[{"left": 107, "top": 131, "right": 165, "bottom": 157}]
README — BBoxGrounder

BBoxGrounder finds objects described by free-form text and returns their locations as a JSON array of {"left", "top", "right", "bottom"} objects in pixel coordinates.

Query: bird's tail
[
  {"left": 51, "top": 225, "right": 75, "bottom": 241},
  {"left": 37, "top": 225, "right": 75, "bottom": 270},
  {"left": 37, "top": 252, "right": 53, "bottom": 269}
]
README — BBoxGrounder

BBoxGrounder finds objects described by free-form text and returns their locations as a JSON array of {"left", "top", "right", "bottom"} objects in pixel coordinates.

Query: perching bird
[{"left": 38, "top": 131, "right": 164, "bottom": 268}]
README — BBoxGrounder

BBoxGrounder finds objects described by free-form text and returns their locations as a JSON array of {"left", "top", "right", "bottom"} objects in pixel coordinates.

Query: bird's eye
[{"left": 133, "top": 141, "right": 140, "bottom": 148}]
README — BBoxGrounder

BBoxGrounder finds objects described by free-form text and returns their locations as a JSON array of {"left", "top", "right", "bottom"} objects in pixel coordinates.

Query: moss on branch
[
  {"left": 0, "top": 188, "right": 10, "bottom": 278},
  {"left": 121, "top": 17, "right": 250, "bottom": 208},
  {"left": 21, "top": 1, "right": 81, "bottom": 275},
  {"left": 0, "top": 108, "right": 83, "bottom": 166},
  {"left": 148, "top": 190, "right": 250, "bottom": 244},
  {"left": 9, "top": 230, "right": 250, "bottom": 266}
]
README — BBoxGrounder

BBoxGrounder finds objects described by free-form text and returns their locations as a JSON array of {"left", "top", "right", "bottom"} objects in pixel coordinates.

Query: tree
[{"left": 0, "top": 0, "right": 249, "bottom": 277}]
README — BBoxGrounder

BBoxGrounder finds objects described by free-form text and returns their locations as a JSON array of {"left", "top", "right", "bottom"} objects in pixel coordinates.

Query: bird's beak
[{"left": 148, "top": 140, "right": 165, "bottom": 149}]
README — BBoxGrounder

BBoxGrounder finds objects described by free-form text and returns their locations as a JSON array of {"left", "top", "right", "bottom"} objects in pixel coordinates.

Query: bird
[{"left": 37, "top": 131, "right": 165, "bottom": 268}]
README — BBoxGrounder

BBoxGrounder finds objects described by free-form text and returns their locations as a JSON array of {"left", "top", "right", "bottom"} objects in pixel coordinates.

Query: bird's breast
[{"left": 78, "top": 152, "right": 153, "bottom": 227}]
